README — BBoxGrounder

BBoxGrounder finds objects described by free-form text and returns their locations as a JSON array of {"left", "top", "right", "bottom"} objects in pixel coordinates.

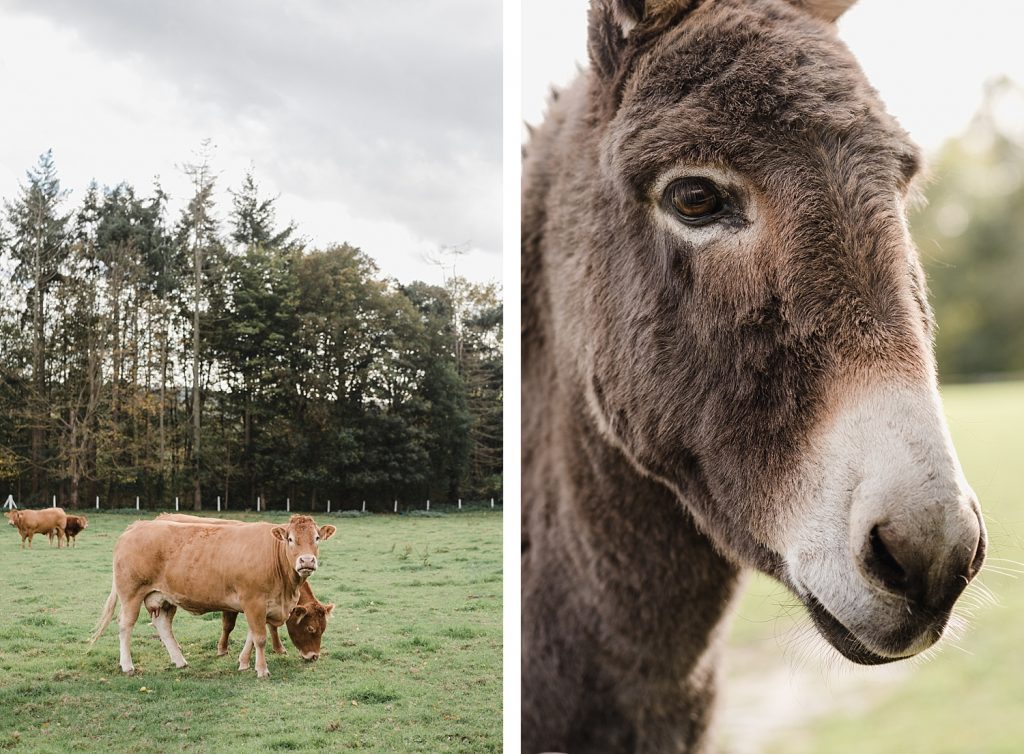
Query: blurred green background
[{"left": 719, "top": 79, "right": 1024, "bottom": 754}]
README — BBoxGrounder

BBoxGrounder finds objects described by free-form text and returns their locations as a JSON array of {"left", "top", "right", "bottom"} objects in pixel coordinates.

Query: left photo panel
[{"left": 0, "top": 1, "right": 503, "bottom": 751}]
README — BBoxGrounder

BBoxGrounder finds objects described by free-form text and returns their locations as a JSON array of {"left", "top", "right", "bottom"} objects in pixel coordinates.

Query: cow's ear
[
  {"left": 271, "top": 526, "right": 288, "bottom": 541},
  {"left": 319, "top": 525, "right": 336, "bottom": 541},
  {"left": 324, "top": 603, "right": 335, "bottom": 619},
  {"left": 290, "top": 605, "right": 308, "bottom": 620}
]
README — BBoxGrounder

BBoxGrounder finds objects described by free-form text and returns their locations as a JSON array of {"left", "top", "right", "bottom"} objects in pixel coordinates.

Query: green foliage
[
  {"left": 913, "top": 77, "right": 1024, "bottom": 379},
  {"left": 0, "top": 510, "right": 502, "bottom": 753}
]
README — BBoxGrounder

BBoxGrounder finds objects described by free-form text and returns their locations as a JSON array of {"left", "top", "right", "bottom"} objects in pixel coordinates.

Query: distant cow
[
  {"left": 61, "top": 515, "right": 88, "bottom": 547},
  {"left": 158, "top": 513, "right": 335, "bottom": 660},
  {"left": 5, "top": 508, "right": 67, "bottom": 549},
  {"left": 89, "top": 514, "right": 335, "bottom": 677}
]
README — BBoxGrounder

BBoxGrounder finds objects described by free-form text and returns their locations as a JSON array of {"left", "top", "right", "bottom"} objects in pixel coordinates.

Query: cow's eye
[
  {"left": 287, "top": 536, "right": 294, "bottom": 544},
  {"left": 664, "top": 177, "right": 726, "bottom": 224}
]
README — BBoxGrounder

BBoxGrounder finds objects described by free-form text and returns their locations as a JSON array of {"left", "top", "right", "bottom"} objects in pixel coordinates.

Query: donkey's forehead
[{"left": 613, "top": 0, "right": 919, "bottom": 189}]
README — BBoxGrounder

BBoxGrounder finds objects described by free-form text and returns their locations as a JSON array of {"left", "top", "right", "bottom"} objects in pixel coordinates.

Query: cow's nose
[
  {"left": 297, "top": 555, "right": 317, "bottom": 570},
  {"left": 861, "top": 512, "right": 984, "bottom": 610}
]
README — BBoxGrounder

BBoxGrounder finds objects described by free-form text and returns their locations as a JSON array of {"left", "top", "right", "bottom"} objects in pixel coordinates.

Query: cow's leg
[
  {"left": 238, "top": 632, "right": 254, "bottom": 671},
  {"left": 241, "top": 605, "right": 270, "bottom": 678},
  {"left": 269, "top": 624, "right": 286, "bottom": 654},
  {"left": 118, "top": 594, "right": 144, "bottom": 675},
  {"left": 56, "top": 527, "right": 65, "bottom": 549},
  {"left": 152, "top": 604, "right": 187, "bottom": 668},
  {"left": 27, "top": 532, "right": 33, "bottom": 549},
  {"left": 219, "top": 612, "right": 238, "bottom": 656}
]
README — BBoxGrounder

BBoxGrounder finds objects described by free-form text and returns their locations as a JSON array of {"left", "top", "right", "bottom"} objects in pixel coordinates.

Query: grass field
[
  {"left": 723, "top": 381, "right": 1024, "bottom": 754},
  {"left": 0, "top": 510, "right": 502, "bottom": 753}
]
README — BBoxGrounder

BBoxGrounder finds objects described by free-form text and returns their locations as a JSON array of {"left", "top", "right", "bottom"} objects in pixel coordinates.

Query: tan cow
[
  {"left": 157, "top": 513, "right": 335, "bottom": 659},
  {"left": 89, "top": 514, "right": 335, "bottom": 677},
  {"left": 5, "top": 508, "right": 67, "bottom": 549}
]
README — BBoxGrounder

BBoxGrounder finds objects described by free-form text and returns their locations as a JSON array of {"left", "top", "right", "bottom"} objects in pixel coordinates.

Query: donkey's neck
[{"left": 522, "top": 363, "right": 744, "bottom": 752}]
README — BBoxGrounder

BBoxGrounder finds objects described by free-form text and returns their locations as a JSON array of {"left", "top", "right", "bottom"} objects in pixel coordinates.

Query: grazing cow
[
  {"left": 89, "top": 514, "right": 335, "bottom": 678},
  {"left": 5, "top": 508, "right": 67, "bottom": 549},
  {"left": 220, "top": 580, "right": 334, "bottom": 661},
  {"left": 157, "top": 513, "right": 336, "bottom": 659}
]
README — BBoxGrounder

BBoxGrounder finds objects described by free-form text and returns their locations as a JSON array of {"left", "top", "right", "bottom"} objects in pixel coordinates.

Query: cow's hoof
[
  {"left": 174, "top": 661, "right": 188, "bottom": 669},
  {"left": 122, "top": 667, "right": 136, "bottom": 676},
  {"left": 256, "top": 670, "right": 270, "bottom": 679},
  {"left": 273, "top": 648, "right": 287, "bottom": 655},
  {"left": 216, "top": 649, "right": 228, "bottom": 657}
]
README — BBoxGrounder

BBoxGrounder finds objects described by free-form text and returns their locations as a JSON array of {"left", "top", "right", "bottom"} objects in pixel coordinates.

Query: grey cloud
[{"left": 8, "top": 0, "right": 501, "bottom": 254}]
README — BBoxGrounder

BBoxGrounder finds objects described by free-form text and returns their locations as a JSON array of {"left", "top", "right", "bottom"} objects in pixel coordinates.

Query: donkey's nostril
[{"left": 866, "top": 524, "right": 909, "bottom": 594}]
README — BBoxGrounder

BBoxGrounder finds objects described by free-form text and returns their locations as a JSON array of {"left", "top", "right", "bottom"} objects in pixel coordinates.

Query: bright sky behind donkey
[
  {"left": 523, "top": 0, "right": 1024, "bottom": 152},
  {"left": 0, "top": 0, "right": 502, "bottom": 285}
]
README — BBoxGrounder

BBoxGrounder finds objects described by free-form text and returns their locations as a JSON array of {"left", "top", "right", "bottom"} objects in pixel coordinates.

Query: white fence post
[
  {"left": 52, "top": 495, "right": 56, "bottom": 508},
  {"left": 426, "top": 498, "right": 430, "bottom": 511},
  {"left": 490, "top": 497, "right": 494, "bottom": 509},
  {"left": 394, "top": 499, "right": 398, "bottom": 514},
  {"left": 286, "top": 497, "right": 290, "bottom": 513},
  {"left": 361, "top": 500, "right": 366, "bottom": 513},
  {"left": 136, "top": 496, "right": 140, "bottom": 511},
  {"left": 326, "top": 499, "right": 331, "bottom": 514},
  {"left": 217, "top": 495, "right": 221, "bottom": 512},
  {"left": 95, "top": 495, "right": 100, "bottom": 510},
  {"left": 257, "top": 496, "right": 261, "bottom": 512},
  {"left": 458, "top": 498, "right": 462, "bottom": 510},
  {"left": 175, "top": 496, "right": 179, "bottom": 511}
]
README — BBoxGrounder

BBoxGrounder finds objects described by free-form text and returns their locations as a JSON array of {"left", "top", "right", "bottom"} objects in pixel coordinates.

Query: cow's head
[
  {"left": 286, "top": 600, "right": 336, "bottom": 660},
  {"left": 568, "top": 0, "right": 986, "bottom": 663},
  {"left": 4, "top": 510, "right": 19, "bottom": 527},
  {"left": 271, "top": 515, "right": 336, "bottom": 578}
]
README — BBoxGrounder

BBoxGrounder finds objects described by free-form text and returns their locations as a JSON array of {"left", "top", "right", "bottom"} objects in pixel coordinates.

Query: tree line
[{"left": 0, "top": 147, "right": 502, "bottom": 510}]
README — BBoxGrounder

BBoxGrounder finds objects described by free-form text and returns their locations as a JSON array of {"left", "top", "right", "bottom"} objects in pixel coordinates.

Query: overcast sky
[
  {"left": 523, "top": 0, "right": 1024, "bottom": 154},
  {"left": 0, "top": 0, "right": 501, "bottom": 285}
]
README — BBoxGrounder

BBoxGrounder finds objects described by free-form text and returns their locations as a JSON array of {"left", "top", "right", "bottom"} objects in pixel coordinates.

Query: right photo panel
[{"left": 521, "top": 1, "right": 1024, "bottom": 753}]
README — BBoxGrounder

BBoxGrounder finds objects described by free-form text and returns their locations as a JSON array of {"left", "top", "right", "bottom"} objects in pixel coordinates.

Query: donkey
[{"left": 521, "top": 1, "right": 986, "bottom": 752}]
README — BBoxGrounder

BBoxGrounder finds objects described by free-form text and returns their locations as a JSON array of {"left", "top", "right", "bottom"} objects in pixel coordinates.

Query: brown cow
[
  {"left": 5, "top": 508, "right": 67, "bottom": 549},
  {"left": 61, "top": 515, "right": 88, "bottom": 547},
  {"left": 220, "top": 580, "right": 334, "bottom": 661},
  {"left": 89, "top": 514, "right": 335, "bottom": 677},
  {"left": 157, "top": 513, "right": 335, "bottom": 659}
]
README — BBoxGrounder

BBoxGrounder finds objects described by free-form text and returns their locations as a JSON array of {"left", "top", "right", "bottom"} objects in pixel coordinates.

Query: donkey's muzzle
[{"left": 859, "top": 507, "right": 985, "bottom": 615}]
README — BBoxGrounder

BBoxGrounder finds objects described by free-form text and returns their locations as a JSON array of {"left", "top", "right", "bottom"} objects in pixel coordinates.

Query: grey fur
[{"left": 521, "top": 1, "right": 962, "bottom": 752}]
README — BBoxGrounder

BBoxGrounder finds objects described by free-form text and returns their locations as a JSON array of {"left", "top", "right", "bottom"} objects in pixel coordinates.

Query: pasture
[
  {"left": 0, "top": 510, "right": 502, "bottom": 753},
  {"left": 723, "top": 380, "right": 1024, "bottom": 754}
]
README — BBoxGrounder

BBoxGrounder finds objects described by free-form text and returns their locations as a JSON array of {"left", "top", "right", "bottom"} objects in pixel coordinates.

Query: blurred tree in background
[{"left": 912, "top": 76, "right": 1024, "bottom": 381}]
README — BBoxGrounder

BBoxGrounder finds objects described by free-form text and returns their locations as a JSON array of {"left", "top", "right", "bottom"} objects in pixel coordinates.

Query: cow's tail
[{"left": 88, "top": 581, "right": 118, "bottom": 646}]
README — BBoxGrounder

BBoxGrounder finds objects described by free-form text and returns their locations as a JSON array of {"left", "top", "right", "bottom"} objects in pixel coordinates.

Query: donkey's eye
[{"left": 665, "top": 177, "right": 725, "bottom": 224}]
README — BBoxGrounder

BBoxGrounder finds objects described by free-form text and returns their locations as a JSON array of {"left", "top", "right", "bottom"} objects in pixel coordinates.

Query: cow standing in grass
[
  {"left": 50, "top": 514, "right": 88, "bottom": 547},
  {"left": 89, "top": 514, "right": 335, "bottom": 678},
  {"left": 5, "top": 508, "right": 67, "bottom": 549},
  {"left": 157, "top": 513, "right": 336, "bottom": 660}
]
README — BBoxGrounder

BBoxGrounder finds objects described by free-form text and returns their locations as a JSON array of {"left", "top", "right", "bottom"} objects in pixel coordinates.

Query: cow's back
[
  {"left": 19, "top": 508, "right": 67, "bottom": 533},
  {"left": 114, "top": 521, "right": 286, "bottom": 615}
]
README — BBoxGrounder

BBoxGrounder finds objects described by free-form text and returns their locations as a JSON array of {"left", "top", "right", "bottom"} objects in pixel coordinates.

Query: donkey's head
[{"left": 561, "top": 0, "right": 985, "bottom": 663}]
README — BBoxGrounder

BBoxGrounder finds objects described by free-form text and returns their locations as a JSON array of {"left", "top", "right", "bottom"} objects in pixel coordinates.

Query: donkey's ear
[
  {"left": 588, "top": 0, "right": 697, "bottom": 79},
  {"left": 787, "top": 0, "right": 858, "bottom": 23}
]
